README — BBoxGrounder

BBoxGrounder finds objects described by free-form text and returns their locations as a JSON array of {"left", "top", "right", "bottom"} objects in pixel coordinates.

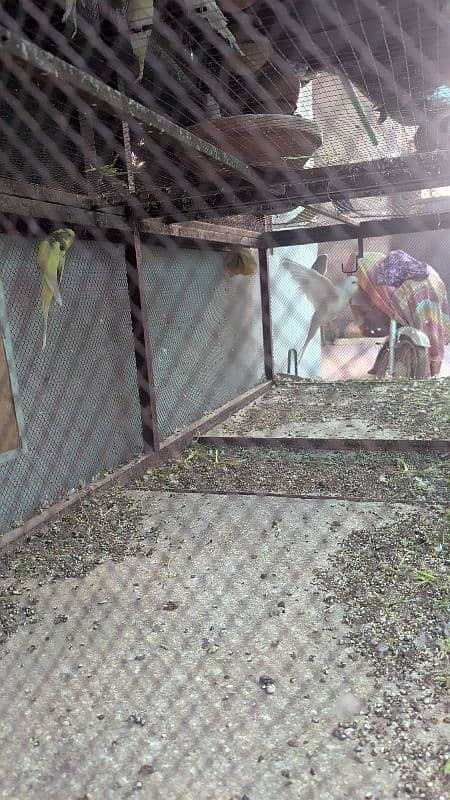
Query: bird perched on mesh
[
  {"left": 283, "top": 258, "right": 359, "bottom": 363},
  {"left": 331, "top": 194, "right": 357, "bottom": 215},
  {"left": 224, "top": 248, "right": 258, "bottom": 277},
  {"left": 38, "top": 228, "right": 75, "bottom": 350}
]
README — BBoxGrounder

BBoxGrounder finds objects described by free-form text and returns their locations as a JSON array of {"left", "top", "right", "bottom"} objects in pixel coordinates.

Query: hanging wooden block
[
  {"left": 0, "top": 280, "right": 26, "bottom": 464},
  {"left": 127, "top": 0, "right": 154, "bottom": 81},
  {"left": 239, "top": 39, "right": 272, "bottom": 73}
]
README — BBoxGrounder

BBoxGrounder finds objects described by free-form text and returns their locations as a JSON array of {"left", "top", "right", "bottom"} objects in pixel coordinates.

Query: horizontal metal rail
[
  {"left": 148, "top": 152, "right": 450, "bottom": 218},
  {"left": 261, "top": 209, "right": 450, "bottom": 247},
  {"left": 200, "top": 434, "right": 450, "bottom": 454}
]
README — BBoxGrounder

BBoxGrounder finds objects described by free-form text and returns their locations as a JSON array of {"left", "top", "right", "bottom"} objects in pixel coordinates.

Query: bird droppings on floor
[
  {"left": 0, "top": 457, "right": 448, "bottom": 800},
  {"left": 207, "top": 379, "right": 450, "bottom": 440}
]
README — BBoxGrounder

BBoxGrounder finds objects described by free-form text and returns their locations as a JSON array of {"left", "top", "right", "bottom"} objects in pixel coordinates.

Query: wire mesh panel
[
  {"left": 269, "top": 240, "right": 322, "bottom": 378},
  {"left": 142, "top": 244, "right": 264, "bottom": 438},
  {"left": 0, "top": 234, "right": 142, "bottom": 532},
  {"left": 268, "top": 236, "right": 359, "bottom": 379}
]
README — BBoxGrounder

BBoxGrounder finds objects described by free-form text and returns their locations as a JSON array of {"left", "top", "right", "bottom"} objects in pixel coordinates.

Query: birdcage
[{"left": 0, "top": 4, "right": 449, "bottom": 799}]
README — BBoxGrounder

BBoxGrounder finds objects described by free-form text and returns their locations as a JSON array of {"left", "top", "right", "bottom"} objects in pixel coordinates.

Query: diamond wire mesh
[
  {"left": 268, "top": 241, "right": 326, "bottom": 378},
  {"left": 1, "top": 0, "right": 450, "bottom": 210},
  {"left": 0, "top": 231, "right": 266, "bottom": 531},
  {"left": 0, "top": 233, "right": 142, "bottom": 532},
  {"left": 142, "top": 244, "right": 265, "bottom": 439},
  {"left": 0, "top": 3, "right": 449, "bottom": 800}
]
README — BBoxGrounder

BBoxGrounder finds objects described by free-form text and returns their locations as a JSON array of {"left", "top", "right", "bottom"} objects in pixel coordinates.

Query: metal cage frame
[{"left": 1, "top": 23, "right": 449, "bottom": 547}]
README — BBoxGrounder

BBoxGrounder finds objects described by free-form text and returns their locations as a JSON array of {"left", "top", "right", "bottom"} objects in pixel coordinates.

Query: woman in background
[{"left": 347, "top": 250, "right": 450, "bottom": 377}]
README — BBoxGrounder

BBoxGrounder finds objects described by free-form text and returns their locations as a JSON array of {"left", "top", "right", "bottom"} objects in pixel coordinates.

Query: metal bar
[
  {"left": 388, "top": 319, "right": 398, "bottom": 376},
  {"left": 0, "top": 189, "right": 258, "bottom": 246},
  {"left": 0, "top": 26, "right": 251, "bottom": 179},
  {"left": 306, "top": 202, "right": 358, "bottom": 226},
  {"left": 161, "top": 382, "right": 272, "bottom": 449},
  {"left": 336, "top": 72, "right": 378, "bottom": 147},
  {"left": 125, "top": 229, "right": 160, "bottom": 453},
  {"left": 261, "top": 222, "right": 362, "bottom": 248},
  {"left": 258, "top": 249, "right": 274, "bottom": 381},
  {"left": 133, "top": 486, "right": 436, "bottom": 504},
  {"left": 357, "top": 230, "right": 364, "bottom": 260},
  {"left": 273, "top": 152, "right": 450, "bottom": 204},
  {"left": 287, "top": 349, "right": 298, "bottom": 376},
  {"left": 4, "top": 189, "right": 450, "bottom": 251},
  {"left": 0, "top": 382, "right": 272, "bottom": 552},
  {"left": 121, "top": 108, "right": 160, "bottom": 454},
  {"left": 167, "top": 220, "right": 259, "bottom": 237},
  {"left": 261, "top": 210, "right": 450, "bottom": 248},
  {"left": 0, "top": 186, "right": 260, "bottom": 246},
  {"left": 0, "top": 192, "right": 128, "bottom": 229},
  {"left": 199, "top": 435, "right": 450, "bottom": 454},
  {"left": 0, "top": 178, "right": 93, "bottom": 209},
  {"left": 360, "top": 212, "right": 450, "bottom": 238},
  {"left": 150, "top": 152, "right": 450, "bottom": 219},
  {"left": 141, "top": 219, "right": 261, "bottom": 248},
  {"left": 139, "top": 235, "right": 251, "bottom": 252}
]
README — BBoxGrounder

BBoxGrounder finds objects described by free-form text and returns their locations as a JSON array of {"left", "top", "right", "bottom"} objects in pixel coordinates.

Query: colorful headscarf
[{"left": 373, "top": 250, "right": 429, "bottom": 287}]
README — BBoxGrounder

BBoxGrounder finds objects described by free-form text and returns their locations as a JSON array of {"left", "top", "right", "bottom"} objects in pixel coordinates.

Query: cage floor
[
  {"left": 205, "top": 380, "right": 450, "bottom": 442},
  {"left": 140, "top": 443, "right": 449, "bottom": 504},
  {"left": 0, "top": 491, "right": 435, "bottom": 800},
  {"left": 1, "top": 438, "right": 448, "bottom": 799}
]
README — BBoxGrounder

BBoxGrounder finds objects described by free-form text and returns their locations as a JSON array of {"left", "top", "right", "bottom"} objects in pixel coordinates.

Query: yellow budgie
[
  {"left": 38, "top": 228, "right": 75, "bottom": 350},
  {"left": 224, "top": 248, "right": 258, "bottom": 277}
]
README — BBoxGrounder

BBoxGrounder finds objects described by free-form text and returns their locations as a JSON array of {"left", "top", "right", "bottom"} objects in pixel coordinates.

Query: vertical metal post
[
  {"left": 121, "top": 114, "right": 160, "bottom": 452},
  {"left": 77, "top": 101, "right": 159, "bottom": 449},
  {"left": 287, "top": 348, "right": 298, "bottom": 376},
  {"left": 388, "top": 319, "right": 397, "bottom": 376},
  {"left": 357, "top": 229, "right": 364, "bottom": 263},
  {"left": 258, "top": 248, "right": 274, "bottom": 381},
  {"left": 124, "top": 229, "right": 160, "bottom": 452}
]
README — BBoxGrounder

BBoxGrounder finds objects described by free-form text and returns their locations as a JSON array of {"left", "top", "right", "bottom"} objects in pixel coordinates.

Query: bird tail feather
[
  {"left": 44, "top": 274, "right": 63, "bottom": 306},
  {"left": 297, "top": 342, "right": 308, "bottom": 364}
]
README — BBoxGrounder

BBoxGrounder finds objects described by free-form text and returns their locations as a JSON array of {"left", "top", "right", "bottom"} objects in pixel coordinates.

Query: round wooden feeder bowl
[{"left": 187, "top": 114, "right": 322, "bottom": 174}]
